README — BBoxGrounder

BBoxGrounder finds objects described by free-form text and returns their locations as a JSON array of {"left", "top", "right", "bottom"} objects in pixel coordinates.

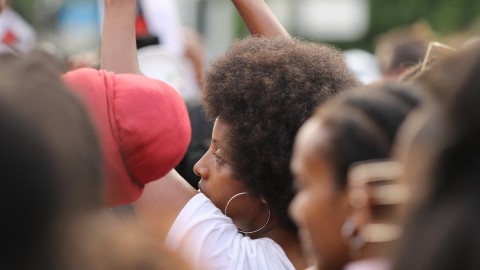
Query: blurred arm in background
[
  {"left": 101, "top": 0, "right": 140, "bottom": 74},
  {"left": 231, "top": 0, "right": 289, "bottom": 37}
]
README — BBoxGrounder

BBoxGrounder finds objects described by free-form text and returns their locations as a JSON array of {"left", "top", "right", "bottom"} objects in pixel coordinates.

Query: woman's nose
[{"left": 193, "top": 153, "right": 209, "bottom": 179}]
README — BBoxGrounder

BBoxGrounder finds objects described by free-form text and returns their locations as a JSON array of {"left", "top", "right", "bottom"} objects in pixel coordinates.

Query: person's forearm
[
  {"left": 101, "top": 0, "right": 140, "bottom": 74},
  {"left": 232, "top": 0, "right": 289, "bottom": 38},
  {"left": 134, "top": 170, "right": 197, "bottom": 243}
]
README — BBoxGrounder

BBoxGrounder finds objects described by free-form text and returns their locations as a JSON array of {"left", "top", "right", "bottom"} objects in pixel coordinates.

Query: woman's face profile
[{"left": 194, "top": 118, "right": 267, "bottom": 231}]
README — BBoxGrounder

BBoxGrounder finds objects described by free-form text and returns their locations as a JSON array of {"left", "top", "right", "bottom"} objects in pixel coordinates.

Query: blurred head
[
  {"left": 0, "top": 51, "right": 102, "bottom": 269},
  {"left": 383, "top": 40, "right": 427, "bottom": 78},
  {"left": 0, "top": 95, "right": 59, "bottom": 270},
  {"left": 400, "top": 42, "right": 455, "bottom": 84},
  {"left": 195, "top": 36, "right": 359, "bottom": 233},
  {"left": 375, "top": 23, "right": 431, "bottom": 80},
  {"left": 393, "top": 43, "right": 480, "bottom": 270},
  {"left": 0, "top": 51, "right": 103, "bottom": 213},
  {"left": 289, "top": 83, "right": 419, "bottom": 270}
]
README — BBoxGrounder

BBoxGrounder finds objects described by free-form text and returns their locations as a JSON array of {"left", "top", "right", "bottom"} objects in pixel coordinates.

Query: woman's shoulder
[{"left": 166, "top": 193, "right": 296, "bottom": 270}]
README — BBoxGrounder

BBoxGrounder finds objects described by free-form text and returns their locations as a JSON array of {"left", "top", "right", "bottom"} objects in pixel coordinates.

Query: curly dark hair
[{"left": 202, "top": 36, "right": 360, "bottom": 230}]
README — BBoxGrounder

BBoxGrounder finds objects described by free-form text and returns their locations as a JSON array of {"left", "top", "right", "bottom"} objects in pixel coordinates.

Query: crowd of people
[{"left": 1, "top": 0, "right": 480, "bottom": 270}]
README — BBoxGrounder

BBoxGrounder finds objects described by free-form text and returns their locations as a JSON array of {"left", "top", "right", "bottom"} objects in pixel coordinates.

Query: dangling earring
[
  {"left": 341, "top": 218, "right": 365, "bottom": 258},
  {"left": 224, "top": 192, "right": 271, "bottom": 234}
]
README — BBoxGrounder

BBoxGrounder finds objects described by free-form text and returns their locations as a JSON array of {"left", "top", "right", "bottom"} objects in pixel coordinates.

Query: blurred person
[
  {"left": 97, "top": 0, "right": 203, "bottom": 100},
  {"left": 0, "top": 50, "right": 102, "bottom": 270},
  {"left": 132, "top": 0, "right": 202, "bottom": 99},
  {"left": 63, "top": 0, "right": 191, "bottom": 207},
  {"left": 392, "top": 42, "right": 480, "bottom": 270},
  {"left": 375, "top": 23, "right": 432, "bottom": 80},
  {"left": 378, "top": 39, "right": 427, "bottom": 79},
  {"left": 0, "top": 67, "right": 62, "bottom": 270},
  {"left": 289, "top": 83, "right": 419, "bottom": 270},
  {"left": 0, "top": 51, "right": 194, "bottom": 270},
  {"left": 63, "top": 66, "right": 191, "bottom": 207},
  {"left": 0, "top": 0, "right": 36, "bottom": 55},
  {"left": 139, "top": 0, "right": 183, "bottom": 53},
  {"left": 0, "top": 51, "right": 103, "bottom": 216},
  {"left": 399, "top": 41, "right": 455, "bottom": 83}
]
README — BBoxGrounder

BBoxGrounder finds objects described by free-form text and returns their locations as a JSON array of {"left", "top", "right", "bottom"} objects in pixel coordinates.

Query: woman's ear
[{"left": 347, "top": 184, "right": 374, "bottom": 238}]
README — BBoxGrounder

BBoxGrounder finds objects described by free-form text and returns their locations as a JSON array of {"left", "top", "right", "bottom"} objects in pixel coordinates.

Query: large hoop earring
[{"left": 224, "top": 192, "right": 271, "bottom": 235}]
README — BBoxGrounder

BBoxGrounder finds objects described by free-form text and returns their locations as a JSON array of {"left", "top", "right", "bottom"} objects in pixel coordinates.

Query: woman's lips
[{"left": 198, "top": 179, "right": 205, "bottom": 193}]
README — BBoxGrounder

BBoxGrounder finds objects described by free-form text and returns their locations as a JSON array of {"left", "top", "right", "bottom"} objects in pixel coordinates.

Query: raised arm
[
  {"left": 101, "top": 0, "right": 140, "bottom": 74},
  {"left": 231, "top": 0, "right": 289, "bottom": 38}
]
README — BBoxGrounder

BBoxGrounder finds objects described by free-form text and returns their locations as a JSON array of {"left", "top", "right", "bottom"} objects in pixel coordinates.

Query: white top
[{"left": 166, "top": 193, "right": 296, "bottom": 270}]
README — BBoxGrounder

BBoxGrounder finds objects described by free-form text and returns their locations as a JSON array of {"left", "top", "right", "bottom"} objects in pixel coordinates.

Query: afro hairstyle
[{"left": 202, "top": 36, "right": 360, "bottom": 230}]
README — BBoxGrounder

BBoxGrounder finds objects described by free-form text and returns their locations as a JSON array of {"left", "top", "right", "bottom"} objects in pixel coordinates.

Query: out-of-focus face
[
  {"left": 289, "top": 119, "right": 350, "bottom": 270},
  {"left": 194, "top": 118, "right": 267, "bottom": 232}
]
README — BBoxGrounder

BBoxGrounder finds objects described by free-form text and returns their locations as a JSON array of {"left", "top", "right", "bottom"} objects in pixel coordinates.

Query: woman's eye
[{"left": 213, "top": 151, "right": 225, "bottom": 165}]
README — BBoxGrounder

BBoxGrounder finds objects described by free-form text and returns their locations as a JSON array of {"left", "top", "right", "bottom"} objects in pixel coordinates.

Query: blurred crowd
[{"left": 1, "top": 0, "right": 480, "bottom": 270}]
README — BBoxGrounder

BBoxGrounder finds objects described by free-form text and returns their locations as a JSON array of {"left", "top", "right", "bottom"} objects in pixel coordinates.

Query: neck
[{"left": 248, "top": 217, "right": 308, "bottom": 270}]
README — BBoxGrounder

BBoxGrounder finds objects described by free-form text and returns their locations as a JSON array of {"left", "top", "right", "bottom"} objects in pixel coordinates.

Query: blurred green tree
[
  {"left": 233, "top": 0, "right": 480, "bottom": 51},
  {"left": 353, "top": 0, "right": 480, "bottom": 51}
]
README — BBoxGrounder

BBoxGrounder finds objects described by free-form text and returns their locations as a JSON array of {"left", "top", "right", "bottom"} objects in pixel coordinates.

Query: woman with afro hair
[
  {"left": 101, "top": 1, "right": 359, "bottom": 269},
  {"left": 137, "top": 37, "right": 359, "bottom": 270}
]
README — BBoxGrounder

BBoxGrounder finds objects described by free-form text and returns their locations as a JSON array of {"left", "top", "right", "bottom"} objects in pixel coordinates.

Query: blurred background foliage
[
  {"left": 10, "top": 0, "right": 480, "bottom": 52},
  {"left": 357, "top": 0, "right": 480, "bottom": 50},
  {"left": 233, "top": 0, "right": 480, "bottom": 51}
]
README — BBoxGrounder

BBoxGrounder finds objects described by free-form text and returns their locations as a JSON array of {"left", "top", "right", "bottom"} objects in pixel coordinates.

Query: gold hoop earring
[{"left": 224, "top": 192, "right": 271, "bottom": 234}]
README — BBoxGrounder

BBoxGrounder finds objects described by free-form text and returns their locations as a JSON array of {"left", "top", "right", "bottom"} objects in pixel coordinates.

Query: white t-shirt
[{"left": 166, "top": 193, "right": 296, "bottom": 270}]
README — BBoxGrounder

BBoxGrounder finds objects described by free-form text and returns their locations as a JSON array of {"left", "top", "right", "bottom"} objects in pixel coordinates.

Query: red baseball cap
[{"left": 63, "top": 68, "right": 191, "bottom": 206}]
